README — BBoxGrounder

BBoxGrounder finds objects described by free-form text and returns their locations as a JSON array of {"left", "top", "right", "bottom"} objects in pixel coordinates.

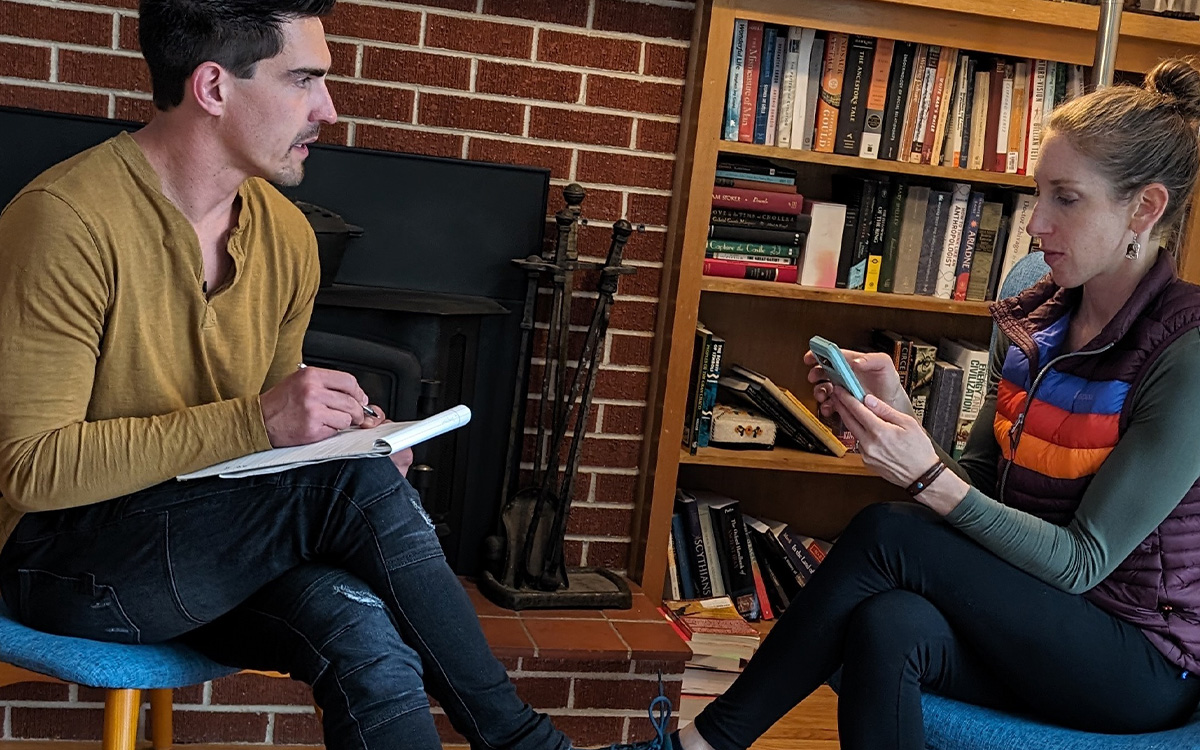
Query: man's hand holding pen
[{"left": 261, "top": 364, "right": 380, "bottom": 447}]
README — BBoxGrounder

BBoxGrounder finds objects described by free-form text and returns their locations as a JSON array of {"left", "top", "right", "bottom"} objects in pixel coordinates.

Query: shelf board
[
  {"left": 719, "top": 141, "right": 1035, "bottom": 188},
  {"left": 699, "top": 276, "right": 995, "bottom": 317},
  {"left": 680, "top": 445, "right": 876, "bottom": 475}
]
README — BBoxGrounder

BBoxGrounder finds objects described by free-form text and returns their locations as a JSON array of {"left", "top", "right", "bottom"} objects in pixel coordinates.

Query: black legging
[{"left": 693, "top": 502, "right": 1200, "bottom": 750}]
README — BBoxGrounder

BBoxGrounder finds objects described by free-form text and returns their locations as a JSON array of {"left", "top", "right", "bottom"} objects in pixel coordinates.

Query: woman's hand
[
  {"left": 804, "top": 349, "right": 915, "bottom": 420},
  {"left": 830, "top": 387, "right": 938, "bottom": 488}
]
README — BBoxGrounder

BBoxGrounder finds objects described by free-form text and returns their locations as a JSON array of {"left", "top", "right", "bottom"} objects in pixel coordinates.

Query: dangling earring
[{"left": 1126, "top": 237, "right": 1141, "bottom": 260}]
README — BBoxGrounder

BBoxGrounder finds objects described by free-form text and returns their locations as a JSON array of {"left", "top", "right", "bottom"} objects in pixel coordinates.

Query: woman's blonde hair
[{"left": 1047, "top": 58, "right": 1200, "bottom": 231}]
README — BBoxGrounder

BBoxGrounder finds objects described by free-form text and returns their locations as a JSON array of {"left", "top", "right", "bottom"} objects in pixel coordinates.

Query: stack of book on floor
[
  {"left": 660, "top": 595, "right": 761, "bottom": 725},
  {"left": 706, "top": 156, "right": 809, "bottom": 283}
]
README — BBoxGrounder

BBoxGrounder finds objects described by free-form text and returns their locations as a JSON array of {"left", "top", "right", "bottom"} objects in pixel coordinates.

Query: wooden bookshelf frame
[{"left": 630, "top": 0, "right": 1200, "bottom": 603}]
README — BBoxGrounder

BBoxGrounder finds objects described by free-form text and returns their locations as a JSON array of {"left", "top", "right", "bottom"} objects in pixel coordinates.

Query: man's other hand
[
  {"left": 261, "top": 366, "right": 370, "bottom": 446},
  {"left": 356, "top": 405, "right": 414, "bottom": 477}
]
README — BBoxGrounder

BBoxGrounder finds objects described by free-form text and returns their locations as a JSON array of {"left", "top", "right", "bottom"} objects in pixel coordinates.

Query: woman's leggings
[{"left": 693, "top": 502, "right": 1200, "bottom": 750}]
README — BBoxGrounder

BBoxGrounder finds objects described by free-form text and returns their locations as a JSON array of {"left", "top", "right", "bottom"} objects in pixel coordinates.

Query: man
[{"left": 0, "top": 2, "right": 575, "bottom": 748}]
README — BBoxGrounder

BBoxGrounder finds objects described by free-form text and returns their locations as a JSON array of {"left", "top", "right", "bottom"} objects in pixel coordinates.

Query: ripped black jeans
[{"left": 0, "top": 459, "right": 569, "bottom": 750}]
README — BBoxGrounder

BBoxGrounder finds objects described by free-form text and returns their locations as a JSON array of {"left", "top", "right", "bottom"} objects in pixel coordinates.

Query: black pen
[{"left": 297, "top": 363, "right": 379, "bottom": 418}]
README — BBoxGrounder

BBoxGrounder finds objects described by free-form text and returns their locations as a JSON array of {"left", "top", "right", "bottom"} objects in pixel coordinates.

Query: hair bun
[{"left": 1145, "top": 58, "right": 1200, "bottom": 122}]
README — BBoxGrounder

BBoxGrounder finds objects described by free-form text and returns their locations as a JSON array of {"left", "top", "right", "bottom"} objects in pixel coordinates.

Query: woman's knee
[
  {"left": 841, "top": 501, "right": 943, "bottom": 550},
  {"left": 845, "top": 590, "right": 945, "bottom": 655}
]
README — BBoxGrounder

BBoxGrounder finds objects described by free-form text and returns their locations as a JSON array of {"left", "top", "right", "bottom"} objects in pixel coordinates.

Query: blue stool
[{"left": 0, "top": 601, "right": 237, "bottom": 749}]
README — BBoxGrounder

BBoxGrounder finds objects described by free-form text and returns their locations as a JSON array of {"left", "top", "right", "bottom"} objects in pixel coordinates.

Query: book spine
[
  {"left": 898, "top": 44, "right": 928, "bottom": 162},
  {"left": 930, "top": 48, "right": 959, "bottom": 166},
  {"left": 878, "top": 180, "right": 908, "bottom": 293},
  {"left": 919, "top": 46, "right": 952, "bottom": 165},
  {"left": 848, "top": 179, "right": 878, "bottom": 290},
  {"left": 703, "top": 258, "right": 800, "bottom": 282},
  {"left": 834, "top": 35, "right": 875, "bottom": 156},
  {"left": 709, "top": 225, "right": 805, "bottom": 247},
  {"left": 670, "top": 513, "right": 696, "bottom": 599},
  {"left": 697, "top": 509, "right": 727, "bottom": 597},
  {"left": 864, "top": 178, "right": 891, "bottom": 292},
  {"left": 754, "top": 26, "right": 779, "bottom": 144},
  {"left": 725, "top": 20, "right": 748, "bottom": 140},
  {"left": 858, "top": 38, "right": 894, "bottom": 159},
  {"left": 712, "top": 186, "right": 804, "bottom": 215},
  {"left": 953, "top": 191, "right": 985, "bottom": 301},
  {"left": 892, "top": 184, "right": 930, "bottom": 295},
  {"left": 880, "top": 41, "right": 916, "bottom": 161},
  {"left": 696, "top": 336, "right": 724, "bottom": 448},
  {"left": 800, "top": 200, "right": 847, "bottom": 289},
  {"left": 915, "top": 190, "right": 950, "bottom": 296},
  {"left": 814, "top": 32, "right": 848, "bottom": 153},
  {"left": 740, "top": 21, "right": 764, "bottom": 143},
  {"left": 934, "top": 183, "right": 970, "bottom": 299},
  {"left": 711, "top": 503, "right": 759, "bottom": 618},
  {"left": 764, "top": 33, "right": 787, "bottom": 146},
  {"left": 685, "top": 327, "right": 712, "bottom": 453},
  {"left": 800, "top": 36, "right": 825, "bottom": 150},
  {"left": 967, "top": 70, "right": 990, "bottom": 171},
  {"left": 909, "top": 45, "right": 940, "bottom": 163},
  {"left": 675, "top": 496, "right": 713, "bottom": 597},
  {"left": 775, "top": 526, "right": 821, "bottom": 585},
  {"left": 744, "top": 534, "right": 775, "bottom": 619},
  {"left": 948, "top": 53, "right": 970, "bottom": 167},
  {"left": 834, "top": 204, "right": 860, "bottom": 289},
  {"left": 714, "top": 168, "right": 796, "bottom": 184},
  {"left": 775, "top": 27, "right": 805, "bottom": 149},
  {"left": 966, "top": 201, "right": 1003, "bottom": 301},
  {"left": 1024, "top": 59, "right": 1048, "bottom": 173},
  {"left": 713, "top": 176, "right": 797, "bottom": 193},
  {"left": 711, "top": 207, "right": 809, "bottom": 231},
  {"left": 1006, "top": 61, "right": 1027, "bottom": 173},
  {"left": 908, "top": 339, "right": 937, "bottom": 424},
  {"left": 957, "top": 56, "right": 977, "bottom": 168}
]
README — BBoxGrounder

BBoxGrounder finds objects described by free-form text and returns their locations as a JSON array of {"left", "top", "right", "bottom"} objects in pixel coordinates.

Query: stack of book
[
  {"left": 660, "top": 595, "right": 761, "bottom": 726},
  {"left": 706, "top": 157, "right": 809, "bottom": 283},
  {"left": 873, "top": 330, "right": 989, "bottom": 458},
  {"left": 668, "top": 489, "right": 834, "bottom": 622},
  {"left": 724, "top": 23, "right": 1087, "bottom": 176}
]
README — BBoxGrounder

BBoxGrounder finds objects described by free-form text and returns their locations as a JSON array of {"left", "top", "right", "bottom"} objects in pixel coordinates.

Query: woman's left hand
[{"left": 831, "top": 387, "right": 939, "bottom": 488}]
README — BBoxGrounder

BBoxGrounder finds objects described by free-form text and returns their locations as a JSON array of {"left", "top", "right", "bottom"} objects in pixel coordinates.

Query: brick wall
[{"left": 0, "top": 0, "right": 694, "bottom": 742}]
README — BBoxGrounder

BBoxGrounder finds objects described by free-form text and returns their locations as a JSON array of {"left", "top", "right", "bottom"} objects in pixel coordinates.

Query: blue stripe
[{"left": 1000, "top": 314, "right": 1127, "bottom": 415}]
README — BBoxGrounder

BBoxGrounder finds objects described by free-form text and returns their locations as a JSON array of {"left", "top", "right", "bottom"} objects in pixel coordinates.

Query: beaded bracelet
[{"left": 906, "top": 460, "right": 947, "bottom": 497}]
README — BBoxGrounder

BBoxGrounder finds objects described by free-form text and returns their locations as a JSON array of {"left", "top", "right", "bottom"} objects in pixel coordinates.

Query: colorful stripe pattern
[{"left": 993, "top": 315, "right": 1129, "bottom": 481}]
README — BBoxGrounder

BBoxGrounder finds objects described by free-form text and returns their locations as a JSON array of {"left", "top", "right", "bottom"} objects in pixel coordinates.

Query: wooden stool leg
[
  {"left": 149, "top": 688, "right": 174, "bottom": 749},
  {"left": 102, "top": 688, "right": 141, "bottom": 750}
]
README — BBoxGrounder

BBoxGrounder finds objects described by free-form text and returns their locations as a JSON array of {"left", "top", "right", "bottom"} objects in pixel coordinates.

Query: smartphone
[{"left": 809, "top": 336, "right": 868, "bottom": 402}]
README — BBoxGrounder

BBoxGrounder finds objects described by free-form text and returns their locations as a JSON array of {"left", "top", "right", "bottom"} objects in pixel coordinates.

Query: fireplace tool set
[{"left": 481, "top": 184, "right": 636, "bottom": 609}]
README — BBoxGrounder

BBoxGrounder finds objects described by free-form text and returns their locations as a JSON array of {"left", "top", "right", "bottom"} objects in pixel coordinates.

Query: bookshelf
[{"left": 631, "top": 0, "right": 1200, "bottom": 609}]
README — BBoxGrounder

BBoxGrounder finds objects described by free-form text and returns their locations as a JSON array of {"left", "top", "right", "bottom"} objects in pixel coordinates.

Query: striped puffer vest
[{"left": 991, "top": 251, "right": 1200, "bottom": 673}]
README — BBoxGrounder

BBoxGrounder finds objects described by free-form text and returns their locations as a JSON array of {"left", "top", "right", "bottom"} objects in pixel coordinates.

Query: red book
[
  {"left": 712, "top": 186, "right": 803, "bottom": 215},
  {"left": 703, "top": 258, "right": 799, "bottom": 283},
  {"left": 739, "top": 21, "right": 765, "bottom": 143},
  {"left": 982, "top": 57, "right": 1006, "bottom": 172}
]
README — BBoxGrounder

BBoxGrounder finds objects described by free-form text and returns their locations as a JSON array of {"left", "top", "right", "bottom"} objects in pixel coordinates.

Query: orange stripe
[
  {"left": 997, "top": 380, "right": 1025, "bottom": 420},
  {"left": 1021, "top": 402, "right": 1119, "bottom": 449},
  {"left": 993, "top": 414, "right": 1112, "bottom": 479}
]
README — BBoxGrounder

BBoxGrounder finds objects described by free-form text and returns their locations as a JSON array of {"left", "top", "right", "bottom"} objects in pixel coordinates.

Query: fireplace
[{"left": 0, "top": 106, "right": 551, "bottom": 575}]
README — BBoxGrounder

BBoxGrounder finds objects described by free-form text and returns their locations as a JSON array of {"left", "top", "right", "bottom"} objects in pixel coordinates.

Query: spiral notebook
[{"left": 178, "top": 405, "right": 472, "bottom": 480}]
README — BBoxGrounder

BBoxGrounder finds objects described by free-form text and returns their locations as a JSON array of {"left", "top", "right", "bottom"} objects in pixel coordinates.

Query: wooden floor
[{"left": 0, "top": 686, "right": 839, "bottom": 749}]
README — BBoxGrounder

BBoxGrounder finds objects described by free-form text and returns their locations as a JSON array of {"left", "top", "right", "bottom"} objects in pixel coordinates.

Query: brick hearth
[{"left": 0, "top": 579, "right": 688, "bottom": 747}]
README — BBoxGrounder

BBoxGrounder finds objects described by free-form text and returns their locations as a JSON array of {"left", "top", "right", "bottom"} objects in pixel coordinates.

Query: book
[
  {"left": 712, "top": 186, "right": 804, "bottom": 215},
  {"left": 998, "top": 192, "right": 1037, "bottom": 290},
  {"left": 831, "top": 175, "right": 878, "bottom": 289},
  {"left": 878, "top": 180, "right": 908, "bottom": 293},
  {"left": 683, "top": 323, "right": 713, "bottom": 453},
  {"left": 936, "top": 338, "right": 988, "bottom": 458},
  {"left": 670, "top": 512, "right": 697, "bottom": 599},
  {"left": 934, "top": 182, "right": 970, "bottom": 300},
  {"left": 706, "top": 238, "right": 801, "bottom": 260},
  {"left": 753, "top": 25, "right": 780, "bottom": 144},
  {"left": 880, "top": 40, "right": 917, "bottom": 161},
  {"left": 914, "top": 189, "right": 950, "bottom": 296},
  {"left": 720, "top": 365, "right": 848, "bottom": 457},
  {"left": 924, "top": 358, "right": 964, "bottom": 453},
  {"left": 178, "top": 405, "right": 472, "bottom": 480},
  {"left": 666, "top": 523, "right": 682, "bottom": 600},
  {"left": 724, "top": 19, "right": 748, "bottom": 140},
  {"left": 694, "top": 491, "right": 760, "bottom": 619},
  {"left": 697, "top": 503, "right": 728, "bottom": 596},
  {"left": 763, "top": 31, "right": 786, "bottom": 146},
  {"left": 891, "top": 184, "right": 930, "bottom": 295},
  {"left": 743, "top": 516, "right": 804, "bottom": 597},
  {"left": 799, "top": 199, "right": 848, "bottom": 288},
  {"left": 703, "top": 258, "right": 799, "bottom": 282},
  {"left": 710, "top": 207, "right": 811, "bottom": 232},
  {"left": 834, "top": 35, "right": 875, "bottom": 156},
  {"left": 675, "top": 489, "right": 714, "bottom": 597},
  {"left": 661, "top": 596, "right": 760, "bottom": 651},
  {"left": 710, "top": 403, "right": 776, "bottom": 447},
  {"left": 776, "top": 27, "right": 815, "bottom": 149},
  {"left": 858, "top": 38, "right": 894, "bottom": 159},
  {"left": 873, "top": 328, "right": 913, "bottom": 392},
  {"left": 799, "top": 35, "right": 825, "bottom": 150},
  {"left": 739, "top": 21, "right": 764, "bottom": 142},
  {"left": 952, "top": 191, "right": 985, "bottom": 301},
  {"left": 744, "top": 536, "right": 774, "bottom": 620},
  {"left": 907, "top": 337, "right": 937, "bottom": 424},
  {"left": 966, "top": 201, "right": 1004, "bottom": 301},
  {"left": 713, "top": 176, "right": 796, "bottom": 193},
  {"left": 814, "top": 32, "right": 849, "bottom": 153},
  {"left": 708, "top": 225, "right": 805, "bottom": 248},
  {"left": 696, "top": 333, "right": 725, "bottom": 449}
]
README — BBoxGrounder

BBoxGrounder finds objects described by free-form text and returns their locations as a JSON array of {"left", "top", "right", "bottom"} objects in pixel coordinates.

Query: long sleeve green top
[
  {"left": 937, "top": 327, "right": 1200, "bottom": 594},
  {"left": 0, "top": 132, "right": 320, "bottom": 549}
]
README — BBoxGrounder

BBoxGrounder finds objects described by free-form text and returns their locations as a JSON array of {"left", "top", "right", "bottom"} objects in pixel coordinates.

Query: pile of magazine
[{"left": 660, "top": 596, "right": 761, "bottom": 725}]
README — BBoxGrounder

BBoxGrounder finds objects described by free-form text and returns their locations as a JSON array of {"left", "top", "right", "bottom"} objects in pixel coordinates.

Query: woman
[{"left": 623, "top": 57, "right": 1200, "bottom": 750}]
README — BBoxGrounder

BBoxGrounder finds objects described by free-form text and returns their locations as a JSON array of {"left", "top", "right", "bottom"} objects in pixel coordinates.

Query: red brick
[
  {"left": 549, "top": 713, "right": 625, "bottom": 745},
  {"left": 0, "top": 2, "right": 113, "bottom": 46},
  {"left": 645, "top": 43, "right": 689, "bottom": 79},
  {"left": 173, "top": 684, "right": 207, "bottom": 704},
  {"left": 273, "top": 710, "right": 324, "bottom": 745},
  {"left": 588, "top": 75, "right": 684, "bottom": 116},
  {"left": 602, "top": 404, "right": 647, "bottom": 434},
  {"left": 327, "top": 79, "right": 413, "bottom": 120},
  {"left": 627, "top": 192, "right": 672, "bottom": 227},
  {"left": 59, "top": 49, "right": 151, "bottom": 93},
  {"left": 76, "top": 686, "right": 109, "bottom": 703},
  {"left": 573, "top": 187, "right": 622, "bottom": 221},
  {"left": 577, "top": 150, "right": 674, "bottom": 191},
  {"left": 568, "top": 505, "right": 633, "bottom": 535},
  {"left": 584, "top": 539, "right": 633, "bottom": 569},
  {"left": 476, "top": 61, "right": 581, "bottom": 103},
  {"left": 404, "top": 0, "right": 475, "bottom": 9},
  {"left": 609, "top": 299, "right": 658, "bottom": 331},
  {"left": 324, "top": 3, "right": 421, "bottom": 45},
  {"left": 575, "top": 675, "right": 664, "bottom": 709},
  {"left": 530, "top": 106, "right": 631, "bottom": 148},
  {"left": 636, "top": 118, "right": 679, "bottom": 154},
  {"left": 11, "top": 707, "right": 103, "bottom": 740},
  {"left": 328, "top": 40, "right": 358, "bottom": 77},
  {"left": 113, "top": 95, "right": 153, "bottom": 122},
  {"left": 619, "top": 225, "right": 666, "bottom": 262},
  {"left": 482, "top": 0, "right": 588, "bottom": 26},
  {"left": 580, "top": 435, "right": 642, "bottom": 467},
  {"left": 172, "top": 709, "right": 269, "bottom": 743},
  {"left": 0, "top": 41, "right": 50, "bottom": 81},
  {"left": 119, "top": 15, "right": 139, "bottom": 51},
  {"left": 316, "top": 120, "right": 351, "bottom": 145},
  {"left": 362, "top": 47, "right": 471, "bottom": 90},
  {"left": 469, "top": 138, "right": 571, "bottom": 179},
  {"left": 633, "top": 658, "right": 687, "bottom": 674},
  {"left": 426, "top": 15, "right": 533, "bottom": 60},
  {"left": 0, "top": 83, "right": 108, "bottom": 117},
  {"left": 537, "top": 30, "right": 639, "bottom": 73},
  {"left": 512, "top": 676, "right": 571, "bottom": 708},
  {"left": 355, "top": 123, "right": 463, "bottom": 158},
  {"left": 564, "top": 538, "right": 584, "bottom": 566},
  {"left": 594, "top": 0, "right": 694, "bottom": 41},
  {"left": 211, "top": 673, "right": 314, "bottom": 705},
  {"left": 0, "top": 682, "right": 69, "bottom": 700},
  {"left": 618, "top": 264, "right": 661, "bottom": 298},
  {"left": 72, "top": 0, "right": 136, "bottom": 7},
  {"left": 630, "top": 712, "right": 681, "bottom": 738},
  {"left": 608, "top": 333, "right": 653, "bottom": 368},
  {"left": 519, "top": 656, "right": 631, "bottom": 672},
  {"left": 421, "top": 92, "right": 523, "bottom": 134},
  {"left": 594, "top": 368, "right": 649, "bottom": 400}
]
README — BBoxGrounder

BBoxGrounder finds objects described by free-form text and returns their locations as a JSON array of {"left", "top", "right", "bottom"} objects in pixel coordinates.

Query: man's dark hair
[{"left": 139, "top": 0, "right": 336, "bottom": 111}]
